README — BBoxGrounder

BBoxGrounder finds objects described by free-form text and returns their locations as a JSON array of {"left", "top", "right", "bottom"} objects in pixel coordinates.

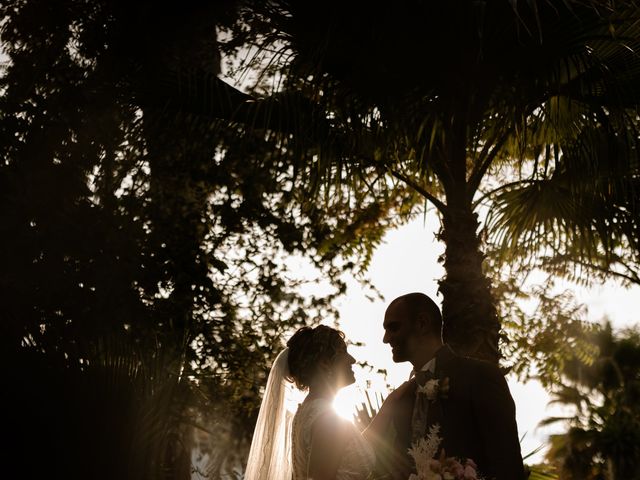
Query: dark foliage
[
  {"left": 544, "top": 323, "right": 640, "bottom": 479},
  {"left": 0, "top": 1, "right": 394, "bottom": 477}
]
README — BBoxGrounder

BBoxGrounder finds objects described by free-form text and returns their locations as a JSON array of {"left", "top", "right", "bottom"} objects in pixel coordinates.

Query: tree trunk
[
  {"left": 438, "top": 200, "right": 500, "bottom": 363},
  {"left": 437, "top": 115, "right": 500, "bottom": 363}
]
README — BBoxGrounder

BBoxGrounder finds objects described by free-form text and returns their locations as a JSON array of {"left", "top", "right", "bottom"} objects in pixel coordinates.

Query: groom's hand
[{"left": 363, "top": 381, "right": 412, "bottom": 442}]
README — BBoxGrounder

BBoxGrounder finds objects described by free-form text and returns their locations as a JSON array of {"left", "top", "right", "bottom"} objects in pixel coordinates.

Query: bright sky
[{"left": 324, "top": 209, "right": 640, "bottom": 465}]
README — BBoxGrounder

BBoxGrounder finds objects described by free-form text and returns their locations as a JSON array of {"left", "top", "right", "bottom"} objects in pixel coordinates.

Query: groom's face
[{"left": 382, "top": 302, "right": 421, "bottom": 363}]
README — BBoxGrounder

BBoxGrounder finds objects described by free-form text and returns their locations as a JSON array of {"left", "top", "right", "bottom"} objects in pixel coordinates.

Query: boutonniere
[{"left": 417, "top": 377, "right": 450, "bottom": 401}]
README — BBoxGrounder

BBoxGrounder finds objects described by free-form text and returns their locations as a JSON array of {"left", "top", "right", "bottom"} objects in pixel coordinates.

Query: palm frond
[
  {"left": 527, "top": 466, "right": 560, "bottom": 480},
  {"left": 538, "top": 416, "right": 576, "bottom": 427}
]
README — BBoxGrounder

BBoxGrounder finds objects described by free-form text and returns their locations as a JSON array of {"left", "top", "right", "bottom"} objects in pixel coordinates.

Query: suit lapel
[
  {"left": 425, "top": 345, "right": 457, "bottom": 446},
  {"left": 385, "top": 345, "right": 460, "bottom": 476},
  {"left": 424, "top": 395, "right": 444, "bottom": 438}
]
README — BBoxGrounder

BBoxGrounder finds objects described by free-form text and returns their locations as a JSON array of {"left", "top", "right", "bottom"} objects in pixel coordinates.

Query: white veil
[{"left": 244, "top": 348, "right": 295, "bottom": 480}]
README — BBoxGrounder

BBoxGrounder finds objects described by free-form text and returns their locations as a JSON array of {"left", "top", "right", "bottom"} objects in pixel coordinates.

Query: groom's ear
[{"left": 414, "top": 312, "right": 431, "bottom": 334}]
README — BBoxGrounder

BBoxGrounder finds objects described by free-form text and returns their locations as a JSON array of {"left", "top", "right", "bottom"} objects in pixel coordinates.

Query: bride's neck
[{"left": 307, "top": 382, "right": 338, "bottom": 401}]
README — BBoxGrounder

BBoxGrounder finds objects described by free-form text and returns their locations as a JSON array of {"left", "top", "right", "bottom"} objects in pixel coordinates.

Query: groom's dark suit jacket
[{"left": 377, "top": 345, "right": 525, "bottom": 480}]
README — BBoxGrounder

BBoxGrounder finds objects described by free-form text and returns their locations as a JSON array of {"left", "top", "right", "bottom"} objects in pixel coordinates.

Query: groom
[{"left": 376, "top": 292, "right": 525, "bottom": 480}]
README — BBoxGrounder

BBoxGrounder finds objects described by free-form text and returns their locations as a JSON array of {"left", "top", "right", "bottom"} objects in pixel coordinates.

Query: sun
[
  {"left": 284, "top": 383, "right": 362, "bottom": 421},
  {"left": 333, "top": 385, "right": 359, "bottom": 422}
]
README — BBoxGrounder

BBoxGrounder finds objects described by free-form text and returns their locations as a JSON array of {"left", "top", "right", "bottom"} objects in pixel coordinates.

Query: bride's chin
[
  {"left": 334, "top": 374, "right": 355, "bottom": 389},
  {"left": 345, "top": 372, "right": 356, "bottom": 386}
]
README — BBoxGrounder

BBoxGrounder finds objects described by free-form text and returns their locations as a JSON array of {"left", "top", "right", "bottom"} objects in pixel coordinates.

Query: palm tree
[
  {"left": 542, "top": 322, "right": 640, "bottom": 479},
  {"left": 214, "top": 0, "right": 640, "bottom": 361},
  {"left": 487, "top": 111, "right": 640, "bottom": 288}
]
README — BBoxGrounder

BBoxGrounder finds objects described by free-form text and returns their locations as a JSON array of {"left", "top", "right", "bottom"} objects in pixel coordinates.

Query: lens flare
[{"left": 332, "top": 386, "right": 357, "bottom": 422}]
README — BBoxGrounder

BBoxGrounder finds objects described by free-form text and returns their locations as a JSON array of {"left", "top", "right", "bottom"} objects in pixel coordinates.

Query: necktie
[{"left": 411, "top": 369, "right": 435, "bottom": 444}]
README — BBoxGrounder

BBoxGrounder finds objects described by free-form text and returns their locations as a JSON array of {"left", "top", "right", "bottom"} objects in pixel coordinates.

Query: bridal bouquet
[{"left": 407, "top": 425, "right": 482, "bottom": 480}]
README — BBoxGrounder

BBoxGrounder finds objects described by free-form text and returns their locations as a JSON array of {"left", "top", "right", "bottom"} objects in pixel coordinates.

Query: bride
[{"left": 245, "top": 325, "right": 409, "bottom": 480}]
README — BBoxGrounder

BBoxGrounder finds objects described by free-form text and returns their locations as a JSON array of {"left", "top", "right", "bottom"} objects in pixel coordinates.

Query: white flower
[
  {"left": 417, "top": 379, "right": 440, "bottom": 400},
  {"left": 408, "top": 424, "right": 443, "bottom": 477},
  {"left": 408, "top": 421, "right": 483, "bottom": 480}
]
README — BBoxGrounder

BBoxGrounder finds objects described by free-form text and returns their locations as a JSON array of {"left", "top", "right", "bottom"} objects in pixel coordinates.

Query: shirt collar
[{"left": 411, "top": 356, "right": 436, "bottom": 378}]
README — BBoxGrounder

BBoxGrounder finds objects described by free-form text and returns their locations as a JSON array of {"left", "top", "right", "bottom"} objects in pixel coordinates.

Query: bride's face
[{"left": 328, "top": 341, "right": 356, "bottom": 388}]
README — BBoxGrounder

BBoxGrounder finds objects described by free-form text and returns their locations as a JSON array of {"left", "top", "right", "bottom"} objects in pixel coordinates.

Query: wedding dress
[
  {"left": 291, "top": 397, "right": 375, "bottom": 480},
  {"left": 245, "top": 348, "right": 375, "bottom": 480}
]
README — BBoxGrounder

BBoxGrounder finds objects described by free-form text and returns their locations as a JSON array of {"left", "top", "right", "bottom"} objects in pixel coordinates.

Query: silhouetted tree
[
  {"left": 0, "top": 1, "right": 394, "bottom": 477},
  {"left": 543, "top": 322, "right": 640, "bottom": 479},
  {"left": 216, "top": 0, "right": 640, "bottom": 362}
]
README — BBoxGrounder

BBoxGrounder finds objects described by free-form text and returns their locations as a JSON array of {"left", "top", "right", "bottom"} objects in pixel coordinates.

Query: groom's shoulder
[{"left": 449, "top": 350, "right": 504, "bottom": 380}]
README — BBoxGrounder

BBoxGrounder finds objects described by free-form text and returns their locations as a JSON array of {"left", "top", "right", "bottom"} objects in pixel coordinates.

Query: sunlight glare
[{"left": 333, "top": 385, "right": 359, "bottom": 422}]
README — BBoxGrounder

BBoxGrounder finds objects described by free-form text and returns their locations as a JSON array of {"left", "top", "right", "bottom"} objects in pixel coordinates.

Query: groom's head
[{"left": 383, "top": 292, "right": 442, "bottom": 365}]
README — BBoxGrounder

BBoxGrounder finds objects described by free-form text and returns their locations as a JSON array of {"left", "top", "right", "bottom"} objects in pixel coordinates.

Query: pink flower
[
  {"left": 429, "top": 459, "right": 442, "bottom": 472},
  {"left": 463, "top": 465, "right": 478, "bottom": 480},
  {"left": 464, "top": 458, "right": 477, "bottom": 470},
  {"left": 451, "top": 462, "right": 465, "bottom": 477},
  {"left": 442, "top": 458, "right": 464, "bottom": 477}
]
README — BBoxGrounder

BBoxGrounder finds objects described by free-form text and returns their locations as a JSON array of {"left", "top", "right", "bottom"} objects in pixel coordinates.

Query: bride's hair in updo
[{"left": 286, "top": 325, "right": 345, "bottom": 390}]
